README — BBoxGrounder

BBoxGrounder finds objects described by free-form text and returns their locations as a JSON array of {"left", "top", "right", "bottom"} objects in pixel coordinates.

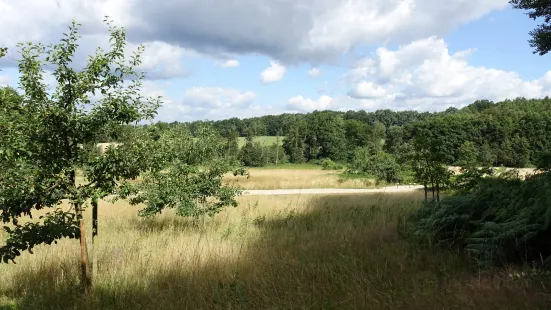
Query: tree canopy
[{"left": 511, "top": 0, "right": 551, "bottom": 55}]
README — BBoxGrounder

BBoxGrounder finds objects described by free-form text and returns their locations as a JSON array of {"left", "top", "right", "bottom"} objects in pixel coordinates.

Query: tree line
[{"left": 126, "top": 97, "right": 551, "bottom": 170}]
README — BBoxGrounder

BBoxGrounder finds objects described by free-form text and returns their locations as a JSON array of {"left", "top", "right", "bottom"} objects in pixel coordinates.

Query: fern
[{"left": 406, "top": 171, "right": 551, "bottom": 268}]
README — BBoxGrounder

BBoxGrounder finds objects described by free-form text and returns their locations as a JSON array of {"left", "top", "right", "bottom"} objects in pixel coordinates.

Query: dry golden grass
[
  {"left": 225, "top": 168, "right": 376, "bottom": 189},
  {"left": 1, "top": 192, "right": 550, "bottom": 309}
]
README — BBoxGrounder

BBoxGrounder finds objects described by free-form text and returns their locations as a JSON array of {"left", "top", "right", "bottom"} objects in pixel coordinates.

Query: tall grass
[
  {"left": 1, "top": 193, "right": 549, "bottom": 309},
  {"left": 225, "top": 169, "right": 377, "bottom": 189}
]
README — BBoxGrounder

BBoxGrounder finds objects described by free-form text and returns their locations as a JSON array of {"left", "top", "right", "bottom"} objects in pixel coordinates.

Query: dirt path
[{"left": 241, "top": 185, "right": 424, "bottom": 196}]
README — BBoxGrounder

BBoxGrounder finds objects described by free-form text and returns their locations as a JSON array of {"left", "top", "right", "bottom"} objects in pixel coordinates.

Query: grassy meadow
[
  {"left": 237, "top": 136, "right": 283, "bottom": 148},
  {"left": 224, "top": 168, "right": 377, "bottom": 189},
  {"left": 1, "top": 192, "right": 550, "bottom": 309}
]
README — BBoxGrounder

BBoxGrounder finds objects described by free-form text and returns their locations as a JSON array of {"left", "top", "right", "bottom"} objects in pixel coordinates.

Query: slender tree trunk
[
  {"left": 275, "top": 135, "right": 280, "bottom": 165},
  {"left": 424, "top": 183, "right": 428, "bottom": 201},
  {"left": 91, "top": 199, "right": 98, "bottom": 282},
  {"left": 77, "top": 205, "right": 92, "bottom": 294},
  {"left": 436, "top": 182, "right": 440, "bottom": 202},
  {"left": 431, "top": 181, "right": 435, "bottom": 201},
  {"left": 71, "top": 170, "right": 91, "bottom": 294}
]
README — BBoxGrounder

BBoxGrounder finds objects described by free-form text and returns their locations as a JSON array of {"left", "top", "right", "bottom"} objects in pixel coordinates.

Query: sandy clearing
[{"left": 241, "top": 185, "right": 425, "bottom": 196}]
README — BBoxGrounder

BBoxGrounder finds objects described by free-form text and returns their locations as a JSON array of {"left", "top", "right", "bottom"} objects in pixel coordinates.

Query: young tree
[
  {"left": 0, "top": 20, "right": 160, "bottom": 293},
  {"left": 240, "top": 134, "right": 265, "bottom": 167},
  {"left": 120, "top": 126, "right": 245, "bottom": 226},
  {"left": 283, "top": 116, "right": 306, "bottom": 163},
  {"left": 222, "top": 127, "right": 240, "bottom": 161},
  {"left": 349, "top": 147, "right": 402, "bottom": 184},
  {"left": 410, "top": 129, "right": 452, "bottom": 201}
]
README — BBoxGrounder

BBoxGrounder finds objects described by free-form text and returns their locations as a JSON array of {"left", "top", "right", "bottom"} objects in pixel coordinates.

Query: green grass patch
[
  {"left": 256, "top": 163, "right": 321, "bottom": 170},
  {"left": 237, "top": 136, "right": 284, "bottom": 148}
]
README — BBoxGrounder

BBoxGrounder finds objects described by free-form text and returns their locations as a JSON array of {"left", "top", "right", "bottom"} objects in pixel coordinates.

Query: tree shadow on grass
[
  {"left": 129, "top": 214, "right": 199, "bottom": 234},
  {"left": 3, "top": 193, "right": 551, "bottom": 310}
]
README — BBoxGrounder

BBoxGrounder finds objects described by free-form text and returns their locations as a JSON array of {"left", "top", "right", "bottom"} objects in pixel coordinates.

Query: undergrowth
[{"left": 405, "top": 171, "right": 551, "bottom": 269}]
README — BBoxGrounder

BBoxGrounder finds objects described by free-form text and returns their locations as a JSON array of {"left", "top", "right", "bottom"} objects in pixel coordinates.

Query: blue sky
[{"left": 1, "top": 1, "right": 549, "bottom": 122}]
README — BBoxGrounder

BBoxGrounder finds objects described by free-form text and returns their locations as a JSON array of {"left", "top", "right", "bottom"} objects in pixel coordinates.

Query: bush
[
  {"left": 405, "top": 171, "right": 551, "bottom": 268},
  {"left": 320, "top": 158, "right": 344, "bottom": 170},
  {"left": 349, "top": 147, "right": 402, "bottom": 183}
]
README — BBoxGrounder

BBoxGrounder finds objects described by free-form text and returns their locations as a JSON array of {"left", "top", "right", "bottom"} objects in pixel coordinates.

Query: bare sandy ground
[{"left": 241, "top": 185, "right": 425, "bottom": 196}]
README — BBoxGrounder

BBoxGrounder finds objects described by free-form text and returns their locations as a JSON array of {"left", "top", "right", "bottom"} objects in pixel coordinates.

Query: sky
[{"left": 0, "top": 0, "right": 550, "bottom": 123}]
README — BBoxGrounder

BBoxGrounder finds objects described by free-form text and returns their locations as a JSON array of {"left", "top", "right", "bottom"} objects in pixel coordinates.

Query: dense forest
[{"left": 113, "top": 97, "right": 551, "bottom": 169}]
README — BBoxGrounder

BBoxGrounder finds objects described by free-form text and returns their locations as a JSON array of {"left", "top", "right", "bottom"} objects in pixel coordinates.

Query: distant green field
[
  {"left": 257, "top": 162, "right": 321, "bottom": 170},
  {"left": 237, "top": 136, "right": 284, "bottom": 148}
]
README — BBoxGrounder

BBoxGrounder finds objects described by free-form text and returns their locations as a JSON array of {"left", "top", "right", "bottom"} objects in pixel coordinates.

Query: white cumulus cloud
[
  {"left": 348, "top": 81, "right": 387, "bottom": 99},
  {"left": 131, "top": 41, "right": 190, "bottom": 79},
  {"left": 156, "top": 86, "right": 260, "bottom": 122},
  {"left": 220, "top": 59, "right": 240, "bottom": 68},
  {"left": 287, "top": 95, "right": 333, "bottom": 112},
  {"left": 345, "top": 37, "right": 551, "bottom": 111},
  {"left": 183, "top": 87, "right": 256, "bottom": 109},
  {"left": 261, "top": 61, "right": 286, "bottom": 83},
  {"left": 308, "top": 67, "right": 321, "bottom": 77}
]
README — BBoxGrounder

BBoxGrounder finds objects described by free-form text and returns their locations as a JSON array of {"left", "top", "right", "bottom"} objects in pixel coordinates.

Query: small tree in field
[
  {"left": 0, "top": 19, "right": 159, "bottom": 293},
  {"left": 410, "top": 129, "right": 453, "bottom": 201},
  {"left": 240, "top": 134, "right": 265, "bottom": 167},
  {"left": 119, "top": 125, "right": 246, "bottom": 225}
]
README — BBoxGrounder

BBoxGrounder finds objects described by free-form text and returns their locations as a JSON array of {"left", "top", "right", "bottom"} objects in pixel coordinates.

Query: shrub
[
  {"left": 349, "top": 147, "right": 402, "bottom": 183},
  {"left": 321, "top": 158, "right": 344, "bottom": 170},
  {"left": 405, "top": 171, "right": 551, "bottom": 268}
]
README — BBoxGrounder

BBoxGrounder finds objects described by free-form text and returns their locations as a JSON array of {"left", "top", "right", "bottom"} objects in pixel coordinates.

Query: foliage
[
  {"left": 263, "top": 142, "right": 288, "bottom": 166},
  {"left": 457, "top": 141, "right": 478, "bottom": 167},
  {"left": 0, "top": 20, "right": 160, "bottom": 266},
  {"left": 409, "top": 129, "right": 454, "bottom": 200},
  {"left": 348, "top": 147, "right": 402, "bottom": 183},
  {"left": 282, "top": 116, "right": 307, "bottom": 163},
  {"left": 119, "top": 125, "right": 246, "bottom": 222},
  {"left": 406, "top": 172, "right": 551, "bottom": 268},
  {"left": 510, "top": 0, "right": 551, "bottom": 55},
  {"left": 143, "top": 97, "right": 551, "bottom": 169},
  {"left": 222, "top": 128, "right": 240, "bottom": 161},
  {"left": 303, "top": 111, "right": 347, "bottom": 161},
  {"left": 535, "top": 150, "right": 551, "bottom": 171},
  {"left": 240, "top": 135, "right": 266, "bottom": 167},
  {"left": 320, "top": 159, "right": 344, "bottom": 170}
]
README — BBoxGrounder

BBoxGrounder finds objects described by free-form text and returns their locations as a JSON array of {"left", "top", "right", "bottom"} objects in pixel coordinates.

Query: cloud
[
  {"left": 308, "top": 67, "right": 321, "bottom": 77},
  {"left": 0, "top": 1, "right": 189, "bottom": 80},
  {"left": 287, "top": 95, "right": 333, "bottom": 112},
  {"left": 261, "top": 61, "right": 286, "bottom": 83},
  {"left": 132, "top": 41, "right": 190, "bottom": 79},
  {"left": 0, "top": 75, "right": 8, "bottom": 86},
  {"left": 124, "top": 0, "right": 508, "bottom": 63},
  {"left": 345, "top": 37, "right": 551, "bottom": 111},
  {"left": 183, "top": 87, "right": 256, "bottom": 109},
  {"left": 348, "top": 81, "right": 387, "bottom": 99},
  {"left": 0, "top": 0, "right": 509, "bottom": 70},
  {"left": 219, "top": 59, "right": 240, "bottom": 68},
  {"left": 157, "top": 86, "right": 260, "bottom": 122}
]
